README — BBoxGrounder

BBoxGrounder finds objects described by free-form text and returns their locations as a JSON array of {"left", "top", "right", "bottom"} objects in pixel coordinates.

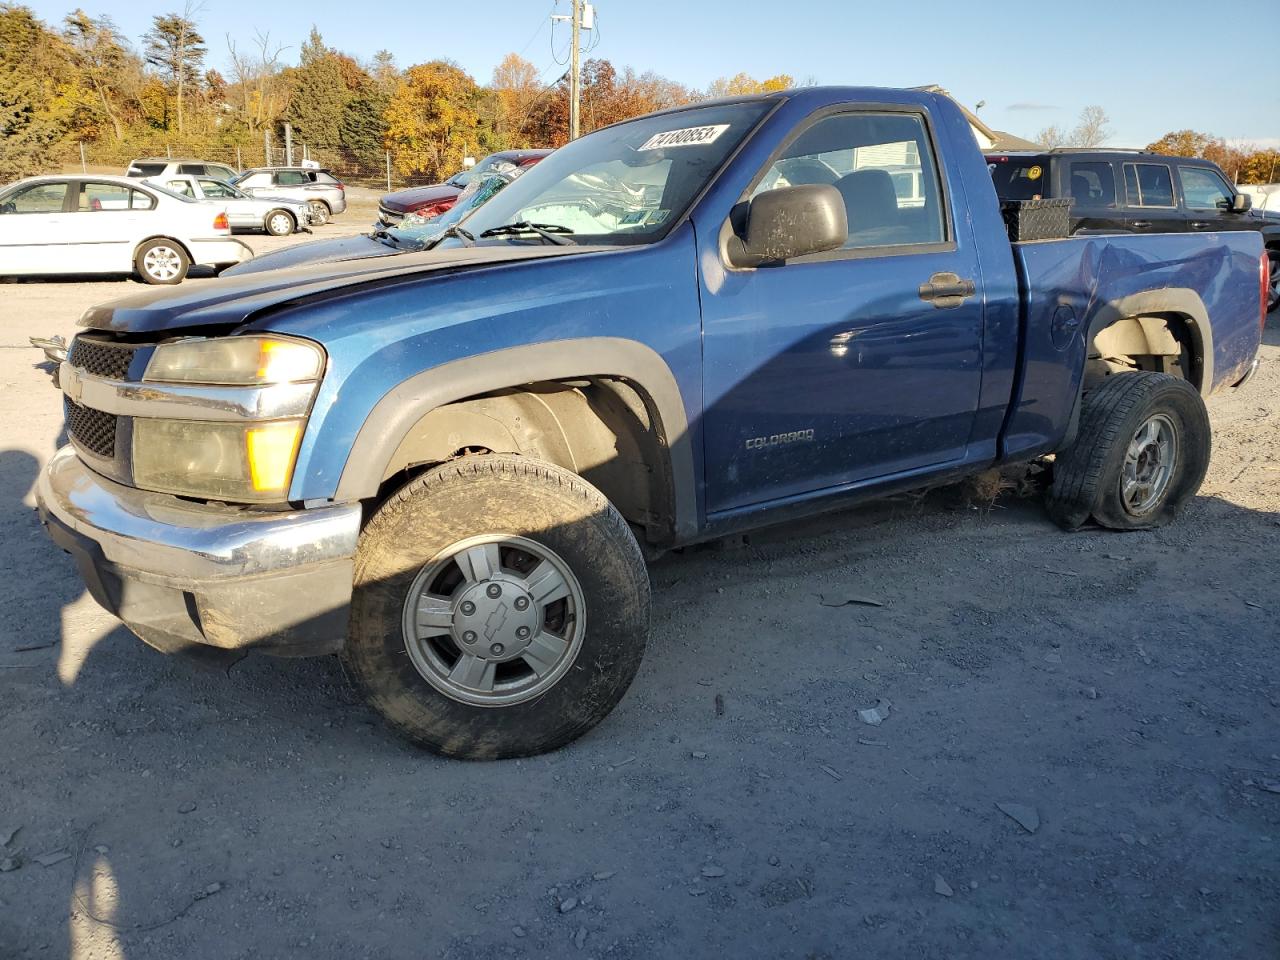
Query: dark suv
[{"left": 987, "top": 149, "right": 1279, "bottom": 311}]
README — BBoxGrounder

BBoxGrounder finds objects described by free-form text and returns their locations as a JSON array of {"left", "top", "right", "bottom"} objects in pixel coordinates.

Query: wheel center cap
[{"left": 452, "top": 579, "right": 539, "bottom": 661}]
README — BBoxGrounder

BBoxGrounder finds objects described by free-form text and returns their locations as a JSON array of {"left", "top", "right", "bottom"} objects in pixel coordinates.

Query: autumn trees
[
  {"left": 1, "top": 3, "right": 814, "bottom": 184},
  {"left": 1147, "top": 130, "right": 1280, "bottom": 185}
]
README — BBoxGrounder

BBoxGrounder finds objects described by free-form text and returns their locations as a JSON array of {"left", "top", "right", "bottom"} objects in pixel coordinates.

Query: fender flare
[
  {"left": 1056, "top": 288, "right": 1214, "bottom": 450},
  {"left": 334, "top": 337, "right": 698, "bottom": 540}
]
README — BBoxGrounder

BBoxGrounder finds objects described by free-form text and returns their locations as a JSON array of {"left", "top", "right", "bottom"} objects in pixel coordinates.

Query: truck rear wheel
[
  {"left": 344, "top": 454, "right": 650, "bottom": 759},
  {"left": 1046, "top": 372, "right": 1210, "bottom": 531}
]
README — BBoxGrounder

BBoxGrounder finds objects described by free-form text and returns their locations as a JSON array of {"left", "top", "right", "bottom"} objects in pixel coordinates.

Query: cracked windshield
[{"left": 450, "top": 100, "right": 772, "bottom": 245}]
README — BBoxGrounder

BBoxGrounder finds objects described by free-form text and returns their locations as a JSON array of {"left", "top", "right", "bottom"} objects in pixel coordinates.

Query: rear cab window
[
  {"left": 987, "top": 155, "right": 1049, "bottom": 201},
  {"left": 1124, "top": 163, "right": 1175, "bottom": 207}
]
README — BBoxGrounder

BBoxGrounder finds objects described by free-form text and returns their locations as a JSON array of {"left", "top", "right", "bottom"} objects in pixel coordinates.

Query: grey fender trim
[
  {"left": 1084, "top": 288, "right": 1214, "bottom": 395},
  {"left": 334, "top": 337, "right": 699, "bottom": 540}
]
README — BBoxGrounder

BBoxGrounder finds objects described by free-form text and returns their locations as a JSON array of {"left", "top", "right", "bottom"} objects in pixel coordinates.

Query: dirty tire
[
  {"left": 134, "top": 238, "right": 189, "bottom": 284},
  {"left": 344, "top": 455, "right": 650, "bottom": 759},
  {"left": 1046, "top": 372, "right": 1210, "bottom": 531},
  {"left": 264, "top": 209, "right": 294, "bottom": 236}
]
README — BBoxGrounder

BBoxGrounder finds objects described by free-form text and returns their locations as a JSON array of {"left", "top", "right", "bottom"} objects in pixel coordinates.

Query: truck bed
[{"left": 1001, "top": 230, "right": 1264, "bottom": 462}]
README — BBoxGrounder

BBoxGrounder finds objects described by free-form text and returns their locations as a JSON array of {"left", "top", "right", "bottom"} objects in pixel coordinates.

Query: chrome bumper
[{"left": 36, "top": 446, "right": 360, "bottom": 656}]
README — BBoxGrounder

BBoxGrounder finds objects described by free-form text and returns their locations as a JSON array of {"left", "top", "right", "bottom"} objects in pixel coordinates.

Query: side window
[
  {"left": 0, "top": 182, "right": 68, "bottom": 214},
  {"left": 274, "top": 171, "right": 308, "bottom": 186},
  {"left": 178, "top": 164, "right": 205, "bottom": 176},
  {"left": 1068, "top": 161, "right": 1117, "bottom": 207},
  {"left": 130, "top": 189, "right": 156, "bottom": 210},
  {"left": 1179, "top": 167, "right": 1233, "bottom": 211},
  {"left": 166, "top": 180, "right": 195, "bottom": 198},
  {"left": 753, "top": 112, "right": 946, "bottom": 250},
  {"left": 1124, "top": 163, "right": 1175, "bottom": 207},
  {"left": 78, "top": 182, "right": 136, "bottom": 211},
  {"left": 198, "top": 179, "right": 235, "bottom": 198},
  {"left": 207, "top": 166, "right": 237, "bottom": 182}
]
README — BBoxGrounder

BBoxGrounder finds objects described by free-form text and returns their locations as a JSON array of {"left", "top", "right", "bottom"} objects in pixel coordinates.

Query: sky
[{"left": 22, "top": 0, "right": 1280, "bottom": 148}]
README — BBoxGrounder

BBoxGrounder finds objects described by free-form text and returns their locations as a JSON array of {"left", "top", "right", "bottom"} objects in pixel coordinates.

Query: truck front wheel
[
  {"left": 1046, "top": 372, "right": 1211, "bottom": 531},
  {"left": 344, "top": 455, "right": 650, "bottom": 759}
]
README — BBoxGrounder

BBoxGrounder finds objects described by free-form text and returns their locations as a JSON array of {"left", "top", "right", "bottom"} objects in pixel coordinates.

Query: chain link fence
[{"left": 52, "top": 139, "right": 445, "bottom": 193}]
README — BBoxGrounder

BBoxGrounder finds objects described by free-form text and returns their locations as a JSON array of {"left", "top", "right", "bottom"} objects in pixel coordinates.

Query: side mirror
[
  {"left": 1232, "top": 193, "right": 1252, "bottom": 213},
  {"left": 727, "top": 184, "right": 848, "bottom": 268}
]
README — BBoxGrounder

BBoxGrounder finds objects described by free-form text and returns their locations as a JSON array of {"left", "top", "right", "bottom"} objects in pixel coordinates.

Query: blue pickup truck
[{"left": 37, "top": 87, "right": 1267, "bottom": 758}]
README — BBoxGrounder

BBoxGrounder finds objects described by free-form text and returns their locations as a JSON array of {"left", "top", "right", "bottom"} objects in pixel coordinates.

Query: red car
[{"left": 377, "top": 149, "right": 552, "bottom": 227}]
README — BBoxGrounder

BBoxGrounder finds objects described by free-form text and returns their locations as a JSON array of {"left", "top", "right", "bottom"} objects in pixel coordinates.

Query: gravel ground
[{"left": 1, "top": 215, "right": 1277, "bottom": 958}]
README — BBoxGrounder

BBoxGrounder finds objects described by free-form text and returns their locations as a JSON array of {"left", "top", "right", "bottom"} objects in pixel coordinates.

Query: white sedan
[
  {"left": 0, "top": 175, "right": 253, "bottom": 284},
  {"left": 154, "top": 175, "right": 313, "bottom": 236}
]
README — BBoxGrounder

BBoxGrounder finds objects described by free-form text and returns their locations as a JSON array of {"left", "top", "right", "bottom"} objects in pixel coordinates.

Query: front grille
[
  {"left": 64, "top": 397, "right": 118, "bottom": 458},
  {"left": 377, "top": 206, "right": 403, "bottom": 227},
  {"left": 69, "top": 335, "right": 138, "bottom": 380}
]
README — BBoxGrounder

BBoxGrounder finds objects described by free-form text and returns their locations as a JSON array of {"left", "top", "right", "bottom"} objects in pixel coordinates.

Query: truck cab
[{"left": 37, "top": 88, "right": 1267, "bottom": 759}]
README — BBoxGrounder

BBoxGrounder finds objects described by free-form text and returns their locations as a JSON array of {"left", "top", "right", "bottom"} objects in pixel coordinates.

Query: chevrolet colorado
[{"left": 37, "top": 87, "right": 1267, "bottom": 758}]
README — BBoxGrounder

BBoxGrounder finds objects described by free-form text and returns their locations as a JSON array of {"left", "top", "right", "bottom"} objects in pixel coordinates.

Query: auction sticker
[
  {"left": 1027, "top": 164, "right": 1042, "bottom": 180},
  {"left": 637, "top": 124, "right": 730, "bottom": 151}
]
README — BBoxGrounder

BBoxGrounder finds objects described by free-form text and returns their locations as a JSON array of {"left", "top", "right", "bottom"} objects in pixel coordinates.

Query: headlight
[
  {"left": 133, "top": 335, "right": 324, "bottom": 502},
  {"left": 144, "top": 335, "right": 325, "bottom": 385},
  {"left": 133, "top": 419, "right": 305, "bottom": 501}
]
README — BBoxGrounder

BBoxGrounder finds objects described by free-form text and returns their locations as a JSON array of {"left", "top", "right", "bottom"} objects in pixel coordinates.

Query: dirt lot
[{"left": 1, "top": 212, "right": 1277, "bottom": 958}]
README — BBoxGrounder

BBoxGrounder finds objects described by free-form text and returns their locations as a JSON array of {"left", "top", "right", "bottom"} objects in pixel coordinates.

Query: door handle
[
  {"left": 918, "top": 272, "right": 976, "bottom": 309},
  {"left": 1190, "top": 221, "right": 1210, "bottom": 229},
  {"left": 1131, "top": 220, "right": 1151, "bottom": 229}
]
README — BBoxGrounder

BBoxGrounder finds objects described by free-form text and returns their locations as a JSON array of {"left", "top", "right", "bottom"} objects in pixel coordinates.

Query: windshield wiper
[
  {"left": 430, "top": 224, "right": 476, "bottom": 249},
  {"left": 478, "top": 221, "right": 575, "bottom": 245}
]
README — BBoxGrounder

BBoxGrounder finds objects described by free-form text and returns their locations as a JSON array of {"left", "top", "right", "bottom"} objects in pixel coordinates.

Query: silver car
[
  {"left": 156, "top": 175, "right": 312, "bottom": 235},
  {"left": 232, "top": 167, "right": 347, "bottom": 225}
]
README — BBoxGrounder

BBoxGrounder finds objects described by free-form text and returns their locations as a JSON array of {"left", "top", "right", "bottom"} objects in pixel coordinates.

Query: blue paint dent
[{"left": 1004, "top": 232, "right": 1264, "bottom": 460}]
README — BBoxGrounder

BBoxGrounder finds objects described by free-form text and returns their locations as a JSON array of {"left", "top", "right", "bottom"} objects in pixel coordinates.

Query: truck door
[
  {"left": 699, "top": 108, "right": 985, "bottom": 515},
  {"left": 1121, "top": 161, "right": 1184, "bottom": 233}
]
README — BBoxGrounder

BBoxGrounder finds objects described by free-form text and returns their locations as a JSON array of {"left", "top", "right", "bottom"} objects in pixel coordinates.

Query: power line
[{"left": 515, "top": 1, "right": 558, "bottom": 59}]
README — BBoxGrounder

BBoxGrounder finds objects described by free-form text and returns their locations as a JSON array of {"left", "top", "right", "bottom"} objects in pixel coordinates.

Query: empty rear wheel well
[
  {"left": 375, "top": 378, "right": 677, "bottom": 544},
  {"left": 1086, "top": 313, "right": 1203, "bottom": 393}
]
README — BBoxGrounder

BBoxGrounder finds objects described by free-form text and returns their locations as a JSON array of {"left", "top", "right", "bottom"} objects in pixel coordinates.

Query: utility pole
[
  {"left": 554, "top": 1, "right": 593, "bottom": 141},
  {"left": 569, "top": 0, "right": 581, "bottom": 141}
]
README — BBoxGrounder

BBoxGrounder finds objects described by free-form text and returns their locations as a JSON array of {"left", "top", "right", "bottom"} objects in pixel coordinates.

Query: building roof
[
  {"left": 990, "top": 130, "right": 1043, "bottom": 151},
  {"left": 911, "top": 85, "right": 1042, "bottom": 150}
]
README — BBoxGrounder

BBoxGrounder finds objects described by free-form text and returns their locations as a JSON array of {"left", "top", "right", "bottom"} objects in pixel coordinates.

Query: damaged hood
[
  {"left": 220, "top": 233, "right": 402, "bottom": 277},
  {"left": 78, "top": 244, "right": 603, "bottom": 335}
]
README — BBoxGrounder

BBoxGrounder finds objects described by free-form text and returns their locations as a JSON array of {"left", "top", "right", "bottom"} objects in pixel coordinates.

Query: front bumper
[{"left": 36, "top": 446, "right": 360, "bottom": 657}]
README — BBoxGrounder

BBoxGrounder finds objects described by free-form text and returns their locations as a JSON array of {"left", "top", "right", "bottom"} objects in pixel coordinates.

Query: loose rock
[
  {"left": 933, "top": 874, "right": 954, "bottom": 897},
  {"left": 858, "top": 700, "right": 892, "bottom": 726},
  {"left": 996, "top": 801, "right": 1040, "bottom": 834},
  {"left": 558, "top": 897, "right": 578, "bottom": 914},
  {"left": 178, "top": 801, "right": 197, "bottom": 814},
  {"left": 700, "top": 865, "right": 726, "bottom": 878},
  {"left": 34, "top": 851, "right": 70, "bottom": 867},
  {"left": 0, "top": 857, "right": 19, "bottom": 872}
]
